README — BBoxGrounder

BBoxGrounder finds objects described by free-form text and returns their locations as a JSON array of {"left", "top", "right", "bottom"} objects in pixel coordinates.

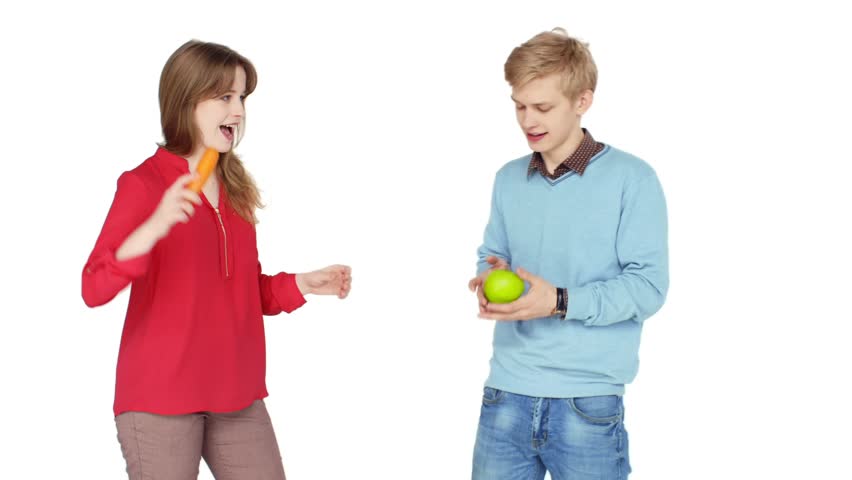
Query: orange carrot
[{"left": 187, "top": 148, "right": 220, "bottom": 193}]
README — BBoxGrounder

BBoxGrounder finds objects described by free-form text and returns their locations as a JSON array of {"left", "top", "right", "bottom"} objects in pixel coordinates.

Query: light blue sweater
[{"left": 477, "top": 144, "right": 669, "bottom": 398}]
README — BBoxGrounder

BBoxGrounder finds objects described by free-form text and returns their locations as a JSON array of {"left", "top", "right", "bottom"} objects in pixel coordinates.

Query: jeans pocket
[
  {"left": 482, "top": 387, "right": 505, "bottom": 405},
  {"left": 569, "top": 395, "right": 623, "bottom": 424}
]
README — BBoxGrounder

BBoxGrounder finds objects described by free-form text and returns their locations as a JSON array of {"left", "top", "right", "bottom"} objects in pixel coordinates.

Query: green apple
[{"left": 483, "top": 270, "right": 525, "bottom": 304}]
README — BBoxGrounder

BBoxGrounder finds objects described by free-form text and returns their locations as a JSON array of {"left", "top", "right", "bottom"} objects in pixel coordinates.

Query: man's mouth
[{"left": 527, "top": 132, "right": 547, "bottom": 142}]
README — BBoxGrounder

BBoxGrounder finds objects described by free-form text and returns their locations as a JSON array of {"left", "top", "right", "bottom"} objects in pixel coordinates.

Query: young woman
[{"left": 82, "top": 39, "right": 352, "bottom": 479}]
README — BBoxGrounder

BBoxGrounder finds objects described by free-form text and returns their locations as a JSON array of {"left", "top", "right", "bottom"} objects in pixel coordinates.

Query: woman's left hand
[{"left": 296, "top": 265, "right": 352, "bottom": 298}]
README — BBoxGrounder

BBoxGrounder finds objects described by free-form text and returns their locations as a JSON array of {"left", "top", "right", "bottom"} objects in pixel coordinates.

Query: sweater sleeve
[
  {"left": 82, "top": 172, "right": 155, "bottom": 308},
  {"left": 258, "top": 263, "right": 306, "bottom": 315},
  {"left": 476, "top": 172, "right": 511, "bottom": 274},
  {"left": 565, "top": 173, "right": 669, "bottom": 326}
]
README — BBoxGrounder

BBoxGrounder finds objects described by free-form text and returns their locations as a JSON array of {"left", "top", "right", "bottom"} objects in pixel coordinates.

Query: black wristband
[{"left": 555, "top": 287, "right": 567, "bottom": 314}]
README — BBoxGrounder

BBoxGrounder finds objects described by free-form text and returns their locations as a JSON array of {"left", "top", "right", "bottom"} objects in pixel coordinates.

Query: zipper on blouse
[{"left": 213, "top": 207, "right": 230, "bottom": 278}]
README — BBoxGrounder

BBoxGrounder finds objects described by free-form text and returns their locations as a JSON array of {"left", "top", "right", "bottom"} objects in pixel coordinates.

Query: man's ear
[{"left": 575, "top": 89, "right": 594, "bottom": 115}]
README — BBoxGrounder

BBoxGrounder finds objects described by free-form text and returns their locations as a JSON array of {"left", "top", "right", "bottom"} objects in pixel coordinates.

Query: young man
[{"left": 468, "top": 28, "right": 669, "bottom": 479}]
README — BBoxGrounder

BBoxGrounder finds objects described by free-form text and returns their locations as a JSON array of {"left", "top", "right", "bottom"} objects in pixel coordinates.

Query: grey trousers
[{"left": 115, "top": 400, "right": 286, "bottom": 480}]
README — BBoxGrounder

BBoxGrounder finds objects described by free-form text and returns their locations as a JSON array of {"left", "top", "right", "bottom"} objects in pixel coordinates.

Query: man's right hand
[{"left": 468, "top": 256, "right": 510, "bottom": 313}]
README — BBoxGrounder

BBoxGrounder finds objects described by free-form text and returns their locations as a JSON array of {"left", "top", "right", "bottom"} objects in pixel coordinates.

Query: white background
[{"left": 2, "top": 0, "right": 850, "bottom": 478}]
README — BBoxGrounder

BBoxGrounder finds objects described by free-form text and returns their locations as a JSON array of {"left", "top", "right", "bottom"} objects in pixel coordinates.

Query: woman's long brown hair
[{"left": 159, "top": 40, "right": 263, "bottom": 223}]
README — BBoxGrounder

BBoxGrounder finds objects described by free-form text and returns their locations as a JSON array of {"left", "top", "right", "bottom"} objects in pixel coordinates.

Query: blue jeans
[{"left": 472, "top": 388, "right": 631, "bottom": 479}]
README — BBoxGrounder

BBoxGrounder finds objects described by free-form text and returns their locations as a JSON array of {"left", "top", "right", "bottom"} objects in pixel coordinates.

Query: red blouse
[{"left": 83, "top": 147, "right": 305, "bottom": 416}]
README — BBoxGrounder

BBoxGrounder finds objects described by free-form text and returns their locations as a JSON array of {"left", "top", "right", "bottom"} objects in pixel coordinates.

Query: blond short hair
[{"left": 504, "top": 28, "right": 597, "bottom": 100}]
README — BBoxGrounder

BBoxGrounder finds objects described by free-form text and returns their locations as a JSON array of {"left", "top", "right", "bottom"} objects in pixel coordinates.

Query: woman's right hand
[
  {"left": 115, "top": 174, "right": 202, "bottom": 262},
  {"left": 146, "top": 173, "right": 203, "bottom": 239}
]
